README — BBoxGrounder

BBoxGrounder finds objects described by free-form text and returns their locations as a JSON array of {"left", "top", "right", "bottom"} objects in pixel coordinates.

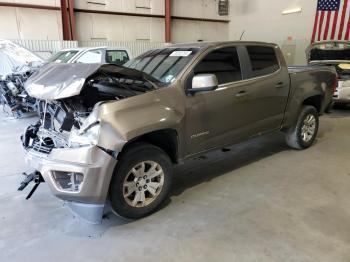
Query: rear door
[{"left": 239, "top": 45, "right": 290, "bottom": 133}]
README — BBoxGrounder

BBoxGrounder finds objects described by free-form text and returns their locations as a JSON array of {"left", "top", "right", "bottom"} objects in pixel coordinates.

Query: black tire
[
  {"left": 109, "top": 143, "right": 173, "bottom": 219},
  {"left": 285, "top": 105, "right": 319, "bottom": 150}
]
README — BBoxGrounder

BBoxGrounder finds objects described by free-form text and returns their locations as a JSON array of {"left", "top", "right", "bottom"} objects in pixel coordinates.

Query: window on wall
[
  {"left": 218, "top": 0, "right": 229, "bottom": 16},
  {"left": 194, "top": 47, "right": 242, "bottom": 85},
  {"left": 246, "top": 46, "right": 280, "bottom": 77}
]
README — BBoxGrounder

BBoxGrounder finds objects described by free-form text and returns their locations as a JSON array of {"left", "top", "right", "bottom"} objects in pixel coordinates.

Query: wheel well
[
  {"left": 119, "top": 129, "right": 179, "bottom": 163},
  {"left": 302, "top": 95, "right": 323, "bottom": 112}
]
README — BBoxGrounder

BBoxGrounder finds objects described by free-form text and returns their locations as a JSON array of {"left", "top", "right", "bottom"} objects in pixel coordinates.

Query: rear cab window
[
  {"left": 246, "top": 46, "right": 280, "bottom": 78},
  {"left": 106, "top": 50, "right": 129, "bottom": 65}
]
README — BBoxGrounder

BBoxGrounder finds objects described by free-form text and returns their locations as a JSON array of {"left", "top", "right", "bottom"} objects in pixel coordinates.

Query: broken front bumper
[{"left": 24, "top": 145, "right": 117, "bottom": 223}]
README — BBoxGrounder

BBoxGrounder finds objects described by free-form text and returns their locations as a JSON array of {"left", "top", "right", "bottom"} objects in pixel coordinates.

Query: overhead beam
[
  {"left": 73, "top": 8, "right": 164, "bottom": 19},
  {"left": 0, "top": 2, "right": 60, "bottom": 11}
]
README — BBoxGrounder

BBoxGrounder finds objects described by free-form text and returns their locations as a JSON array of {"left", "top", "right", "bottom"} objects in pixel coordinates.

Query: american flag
[{"left": 311, "top": 0, "right": 350, "bottom": 43}]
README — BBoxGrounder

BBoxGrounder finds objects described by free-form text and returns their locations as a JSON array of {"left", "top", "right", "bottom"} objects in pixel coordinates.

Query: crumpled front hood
[
  {"left": 25, "top": 63, "right": 158, "bottom": 100},
  {"left": 25, "top": 63, "right": 101, "bottom": 100}
]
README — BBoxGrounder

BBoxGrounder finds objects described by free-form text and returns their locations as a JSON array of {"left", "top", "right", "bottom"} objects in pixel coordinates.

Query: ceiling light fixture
[{"left": 282, "top": 7, "right": 302, "bottom": 15}]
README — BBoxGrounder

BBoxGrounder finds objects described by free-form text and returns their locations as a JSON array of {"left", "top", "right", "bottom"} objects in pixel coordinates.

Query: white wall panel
[
  {"left": 0, "top": 7, "right": 21, "bottom": 39},
  {"left": 16, "top": 8, "right": 62, "bottom": 40},
  {"left": 74, "top": 0, "right": 164, "bottom": 15},
  {"left": 0, "top": 0, "right": 229, "bottom": 44},
  {"left": 172, "top": 0, "right": 229, "bottom": 20},
  {"left": 229, "top": 0, "right": 317, "bottom": 41},
  {"left": 75, "top": 12, "right": 164, "bottom": 41},
  {"left": 75, "top": 12, "right": 93, "bottom": 41},
  {"left": 150, "top": 18, "right": 164, "bottom": 42},
  {"left": 172, "top": 19, "right": 228, "bottom": 43},
  {"left": 0, "top": 7, "right": 62, "bottom": 40},
  {"left": 228, "top": 0, "right": 318, "bottom": 64}
]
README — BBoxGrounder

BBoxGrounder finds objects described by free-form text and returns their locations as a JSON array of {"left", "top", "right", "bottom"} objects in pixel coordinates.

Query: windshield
[
  {"left": 309, "top": 43, "right": 350, "bottom": 61},
  {"left": 124, "top": 47, "right": 199, "bottom": 85},
  {"left": 48, "top": 50, "right": 79, "bottom": 63}
]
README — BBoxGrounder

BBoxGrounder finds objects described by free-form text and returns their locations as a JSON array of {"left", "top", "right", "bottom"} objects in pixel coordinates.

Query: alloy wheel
[
  {"left": 123, "top": 161, "right": 165, "bottom": 208},
  {"left": 301, "top": 114, "right": 316, "bottom": 143}
]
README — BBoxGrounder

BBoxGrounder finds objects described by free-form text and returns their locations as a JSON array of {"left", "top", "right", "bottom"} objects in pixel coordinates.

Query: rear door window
[
  {"left": 106, "top": 50, "right": 129, "bottom": 65},
  {"left": 246, "top": 46, "right": 279, "bottom": 77}
]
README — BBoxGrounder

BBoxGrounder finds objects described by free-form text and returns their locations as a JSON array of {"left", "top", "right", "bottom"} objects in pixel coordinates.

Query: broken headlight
[{"left": 69, "top": 122, "right": 100, "bottom": 146}]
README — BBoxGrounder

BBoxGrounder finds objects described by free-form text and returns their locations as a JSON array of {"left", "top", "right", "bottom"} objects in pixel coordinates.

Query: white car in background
[
  {"left": 307, "top": 41, "right": 350, "bottom": 106},
  {"left": 47, "top": 47, "right": 131, "bottom": 65}
]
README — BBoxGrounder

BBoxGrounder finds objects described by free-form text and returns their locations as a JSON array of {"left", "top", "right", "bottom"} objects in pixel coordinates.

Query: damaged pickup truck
[{"left": 21, "top": 42, "right": 336, "bottom": 223}]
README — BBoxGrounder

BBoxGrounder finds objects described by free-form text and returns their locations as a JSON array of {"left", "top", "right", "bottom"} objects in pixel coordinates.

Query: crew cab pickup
[
  {"left": 307, "top": 41, "right": 349, "bottom": 105},
  {"left": 21, "top": 41, "right": 336, "bottom": 223}
]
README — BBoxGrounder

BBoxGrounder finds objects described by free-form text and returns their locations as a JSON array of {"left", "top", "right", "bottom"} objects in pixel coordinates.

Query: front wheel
[
  {"left": 285, "top": 105, "right": 319, "bottom": 150},
  {"left": 109, "top": 143, "right": 173, "bottom": 219}
]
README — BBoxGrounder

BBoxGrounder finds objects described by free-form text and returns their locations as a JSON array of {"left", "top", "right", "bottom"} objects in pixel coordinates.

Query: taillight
[{"left": 332, "top": 75, "right": 338, "bottom": 93}]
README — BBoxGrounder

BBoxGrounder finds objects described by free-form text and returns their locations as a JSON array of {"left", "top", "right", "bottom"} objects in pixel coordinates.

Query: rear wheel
[
  {"left": 285, "top": 105, "right": 319, "bottom": 150},
  {"left": 109, "top": 143, "right": 173, "bottom": 219}
]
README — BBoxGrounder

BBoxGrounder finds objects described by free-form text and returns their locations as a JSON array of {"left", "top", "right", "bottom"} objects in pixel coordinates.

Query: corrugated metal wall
[
  {"left": 11, "top": 40, "right": 78, "bottom": 59},
  {"left": 10, "top": 39, "right": 166, "bottom": 59}
]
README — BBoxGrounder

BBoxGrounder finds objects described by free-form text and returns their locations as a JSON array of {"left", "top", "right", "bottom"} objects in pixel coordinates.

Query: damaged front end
[{"left": 20, "top": 63, "right": 156, "bottom": 223}]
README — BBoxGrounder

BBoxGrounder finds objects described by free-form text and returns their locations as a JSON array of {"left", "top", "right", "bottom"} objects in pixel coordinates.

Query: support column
[
  {"left": 165, "top": 0, "right": 171, "bottom": 43},
  {"left": 60, "top": 0, "right": 70, "bottom": 40},
  {"left": 68, "top": 0, "right": 76, "bottom": 40}
]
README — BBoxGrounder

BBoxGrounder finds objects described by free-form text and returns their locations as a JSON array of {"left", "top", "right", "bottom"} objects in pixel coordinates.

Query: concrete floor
[{"left": 0, "top": 109, "right": 350, "bottom": 262}]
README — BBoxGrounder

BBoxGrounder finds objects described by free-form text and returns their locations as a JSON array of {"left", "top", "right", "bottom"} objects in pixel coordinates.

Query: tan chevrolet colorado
[{"left": 20, "top": 41, "right": 336, "bottom": 223}]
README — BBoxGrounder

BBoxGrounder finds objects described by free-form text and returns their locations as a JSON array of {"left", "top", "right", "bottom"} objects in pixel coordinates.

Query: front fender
[{"left": 96, "top": 87, "right": 185, "bottom": 152}]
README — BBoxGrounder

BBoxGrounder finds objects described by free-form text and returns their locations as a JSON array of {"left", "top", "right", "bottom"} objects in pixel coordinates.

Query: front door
[{"left": 184, "top": 46, "right": 252, "bottom": 156}]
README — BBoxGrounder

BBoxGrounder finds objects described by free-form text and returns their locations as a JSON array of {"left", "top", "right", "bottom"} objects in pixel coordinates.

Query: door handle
[
  {"left": 275, "top": 82, "right": 284, "bottom": 88},
  {"left": 235, "top": 91, "right": 248, "bottom": 98}
]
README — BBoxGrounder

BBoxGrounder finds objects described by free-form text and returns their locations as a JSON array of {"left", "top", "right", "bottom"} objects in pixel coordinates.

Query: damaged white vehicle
[{"left": 0, "top": 40, "right": 43, "bottom": 117}]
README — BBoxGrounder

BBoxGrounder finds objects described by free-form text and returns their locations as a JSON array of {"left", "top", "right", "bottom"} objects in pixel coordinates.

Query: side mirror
[{"left": 188, "top": 74, "right": 218, "bottom": 93}]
